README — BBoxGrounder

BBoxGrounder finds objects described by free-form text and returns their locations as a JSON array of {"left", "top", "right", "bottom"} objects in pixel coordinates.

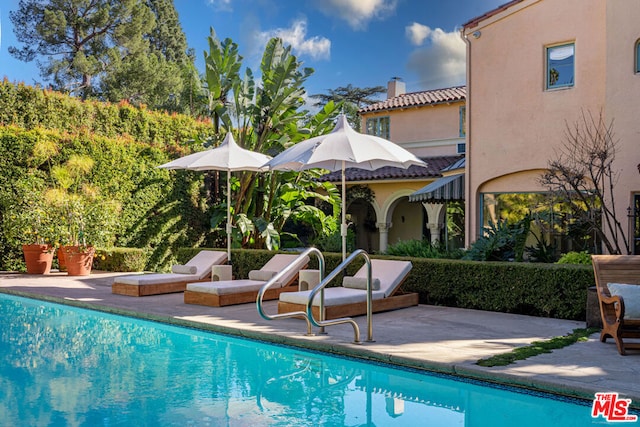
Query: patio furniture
[
  {"left": 184, "top": 253, "right": 309, "bottom": 307},
  {"left": 591, "top": 255, "right": 640, "bottom": 355},
  {"left": 278, "top": 259, "right": 418, "bottom": 320},
  {"left": 111, "top": 250, "right": 228, "bottom": 297}
]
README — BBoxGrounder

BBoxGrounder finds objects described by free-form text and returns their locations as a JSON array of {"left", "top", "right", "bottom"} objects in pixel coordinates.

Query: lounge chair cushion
[
  {"left": 342, "top": 276, "right": 381, "bottom": 290},
  {"left": 248, "top": 270, "right": 277, "bottom": 281},
  {"left": 113, "top": 250, "right": 227, "bottom": 286},
  {"left": 280, "top": 287, "right": 386, "bottom": 306},
  {"left": 187, "top": 279, "right": 281, "bottom": 295},
  {"left": 172, "top": 264, "right": 197, "bottom": 275},
  {"left": 607, "top": 283, "right": 640, "bottom": 319},
  {"left": 115, "top": 272, "right": 201, "bottom": 286},
  {"left": 353, "top": 259, "right": 412, "bottom": 298}
]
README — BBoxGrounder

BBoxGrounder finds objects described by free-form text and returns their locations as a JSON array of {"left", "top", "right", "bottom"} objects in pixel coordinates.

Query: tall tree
[
  {"left": 310, "top": 84, "right": 386, "bottom": 130},
  {"left": 202, "top": 30, "right": 341, "bottom": 250},
  {"left": 9, "top": 0, "right": 153, "bottom": 99},
  {"left": 9, "top": 0, "right": 194, "bottom": 111}
]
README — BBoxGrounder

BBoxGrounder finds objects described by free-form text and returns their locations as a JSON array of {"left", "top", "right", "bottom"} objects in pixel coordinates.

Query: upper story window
[
  {"left": 366, "top": 116, "right": 390, "bottom": 139},
  {"left": 635, "top": 40, "right": 640, "bottom": 73},
  {"left": 459, "top": 106, "right": 466, "bottom": 137},
  {"left": 546, "top": 43, "right": 575, "bottom": 89}
]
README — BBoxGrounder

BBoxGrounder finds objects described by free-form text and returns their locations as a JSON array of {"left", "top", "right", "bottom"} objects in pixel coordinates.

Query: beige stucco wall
[
  {"left": 605, "top": 0, "right": 640, "bottom": 247},
  {"left": 361, "top": 101, "right": 464, "bottom": 157},
  {"left": 464, "top": 0, "right": 609, "bottom": 245}
]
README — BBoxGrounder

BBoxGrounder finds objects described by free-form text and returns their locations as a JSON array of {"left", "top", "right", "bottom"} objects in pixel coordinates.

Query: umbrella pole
[
  {"left": 227, "top": 171, "right": 232, "bottom": 263},
  {"left": 341, "top": 161, "right": 347, "bottom": 261}
]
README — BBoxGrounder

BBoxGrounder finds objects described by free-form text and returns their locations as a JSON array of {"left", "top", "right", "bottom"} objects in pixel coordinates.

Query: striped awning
[{"left": 409, "top": 173, "right": 465, "bottom": 202}]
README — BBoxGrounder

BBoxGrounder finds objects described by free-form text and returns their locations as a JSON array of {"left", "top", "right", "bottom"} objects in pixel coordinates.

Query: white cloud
[
  {"left": 405, "top": 22, "right": 432, "bottom": 46},
  {"left": 258, "top": 19, "right": 331, "bottom": 61},
  {"left": 207, "top": 0, "right": 233, "bottom": 12},
  {"left": 406, "top": 27, "right": 466, "bottom": 89},
  {"left": 315, "top": 0, "right": 398, "bottom": 30}
]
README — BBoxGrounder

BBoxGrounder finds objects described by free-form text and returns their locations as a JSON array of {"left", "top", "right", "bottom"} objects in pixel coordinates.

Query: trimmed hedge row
[
  {"left": 0, "top": 80, "right": 214, "bottom": 145},
  {"left": 176, "top": 248, "right": 594, "bottom": 321}
]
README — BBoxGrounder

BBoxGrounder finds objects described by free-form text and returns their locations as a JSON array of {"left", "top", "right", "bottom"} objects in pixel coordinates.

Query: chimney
[{"left": 387, "top": 77, "right": 405, "bottom": 99}]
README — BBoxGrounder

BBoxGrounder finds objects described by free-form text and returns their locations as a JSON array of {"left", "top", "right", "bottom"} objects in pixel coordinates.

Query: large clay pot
[
  {"left": 22, "top": 244, "right": 55, "bottom": 274},
  {"left": 57, "top": 245, "right": 78, "bottom": 272},
  {"left": 64, "top": 246, "right": 95, "bottom": 276}
]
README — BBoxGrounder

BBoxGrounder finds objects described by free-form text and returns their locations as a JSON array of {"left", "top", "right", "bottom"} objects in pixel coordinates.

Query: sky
[{"left": 0, "top": 0, "right": 505, "bottom": 102}]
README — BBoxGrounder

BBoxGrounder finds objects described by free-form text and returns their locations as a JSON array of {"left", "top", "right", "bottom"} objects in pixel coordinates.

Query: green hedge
[
  {"left": 0, "top": 80, "right": 213, "bottom": 145},
  {"left": 93, "top": 248, "right": 148, "bottom": 272},
  {"left": 176, "top": 248, "right": 594, "bottom": 321},
  {"left": 0, "top": 82, "right": 219, "bottom": 272}
]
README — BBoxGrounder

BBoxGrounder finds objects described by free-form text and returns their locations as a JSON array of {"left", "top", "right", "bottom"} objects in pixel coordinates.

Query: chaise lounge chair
[
  {"left": 278, "top": 259, "right": 418, "bottom": 320},
  {"left": 183, "top": 253, "right": 310, "bottom": 307},
  {"left": 591, "top": 255, "right": 640, "bottom": 355},
  {"left": 112, "top": 250, "right": 228, "bottom": 297}
]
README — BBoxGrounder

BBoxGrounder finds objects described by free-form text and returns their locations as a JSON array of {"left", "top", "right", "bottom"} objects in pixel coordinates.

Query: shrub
[
  {"left": 93, "top": 248, "right": 148, "bottom": 272},
  {"left": 385, "top": 239, "right": 464, "bottom": 259},
  {"left": 557, "top": 251, "right": 592, "bottom": 265}
]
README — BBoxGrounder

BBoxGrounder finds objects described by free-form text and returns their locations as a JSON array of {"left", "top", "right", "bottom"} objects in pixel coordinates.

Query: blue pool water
[{"left": 0, "top": 294, "right": 623, "bottom": 426}]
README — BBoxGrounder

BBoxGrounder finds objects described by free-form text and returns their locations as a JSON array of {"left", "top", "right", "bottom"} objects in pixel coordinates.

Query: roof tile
[
  {"left": 360, "top": 86, "right": 466, "bottom": 113},
  {"left": 321, "top": 156, "right": 463, "bottom": 182}
]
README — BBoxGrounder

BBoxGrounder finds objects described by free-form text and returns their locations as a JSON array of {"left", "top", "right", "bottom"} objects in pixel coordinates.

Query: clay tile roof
[
  {"left": 321, "top": 156, "right": 463, "bottom": 183},
  {"left": 359, "top": 86, "right": 466, "bottom": 114}
]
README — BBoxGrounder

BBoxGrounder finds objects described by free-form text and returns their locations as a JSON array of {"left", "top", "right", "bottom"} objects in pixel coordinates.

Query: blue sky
[{"left": 0, "top": 0, "right": 505, "bottom": 101}]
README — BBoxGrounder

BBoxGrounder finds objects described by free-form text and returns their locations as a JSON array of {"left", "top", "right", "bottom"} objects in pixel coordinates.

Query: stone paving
[{"left": 1, "top": 270, "right": 639, "bottom": 409}]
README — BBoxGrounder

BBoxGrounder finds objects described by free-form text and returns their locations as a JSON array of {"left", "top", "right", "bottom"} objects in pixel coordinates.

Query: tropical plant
[
  {"left": 463, "top": 216, "right": 531, "bottom": 261},
  {"left": 200, "top": 30, "right": 343, "bottom": 250}
]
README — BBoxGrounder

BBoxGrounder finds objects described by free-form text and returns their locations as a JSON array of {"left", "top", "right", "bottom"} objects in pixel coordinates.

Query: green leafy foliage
[
  {"left": 385, "top": 239, "right": 464, "bottom": 259},
  {"left": 557, "top": 251, "right": 593, "bottom": 265},
  {"left": 463, "top": 217, "right": 531, "bottom": 261}
]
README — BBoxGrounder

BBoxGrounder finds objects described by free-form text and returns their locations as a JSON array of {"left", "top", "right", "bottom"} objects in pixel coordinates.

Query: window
[
  {"left": 457, "top": 143, "right": 466, "bottom": 154},
  {"left": 635, "top": 40, "right": 640, "bottom": 73},
  {"left": 459, "top": 106, "right": 466, "bottom": 137},
  {"left": 366, "top": 116, "right": 390, "bottom": 139},
  {"left": 546, "top": 43, "right": 575, "bottom": 89}
]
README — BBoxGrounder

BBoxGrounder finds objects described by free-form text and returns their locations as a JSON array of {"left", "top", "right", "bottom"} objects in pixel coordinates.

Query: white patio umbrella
[
  {"left": 265, "top": 114, "right": 427, "bottom": 260},
  {"left": 158, "top": 132, "right": 271, "bottom": 262}
]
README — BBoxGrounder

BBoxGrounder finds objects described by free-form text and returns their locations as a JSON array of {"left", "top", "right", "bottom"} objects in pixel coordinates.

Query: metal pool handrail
[
  {"left": 306, "top": 249, "right": 374, "bottom": 344},
  {"left": 256, "top": 247, "right": 325, "bottom": 336}
]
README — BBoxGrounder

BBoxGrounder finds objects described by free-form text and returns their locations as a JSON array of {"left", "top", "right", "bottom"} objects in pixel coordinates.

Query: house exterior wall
[
  {"left": 462, "top": 0, "right": 632, "bottom": 247},
  {"left": 605, "top": 1, "right": 640, "bottom": 247},
  {"left": 361, "top": 103, "right": 464, "bottom": 157}
]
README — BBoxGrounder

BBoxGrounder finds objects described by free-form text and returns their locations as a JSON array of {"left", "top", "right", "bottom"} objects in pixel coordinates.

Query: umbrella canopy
[
  {"left": 158, "top": 133, "right": 271, "bottom": 262},
  {"left": 265, "top": 114, "right": 427, "bottom": 259}
]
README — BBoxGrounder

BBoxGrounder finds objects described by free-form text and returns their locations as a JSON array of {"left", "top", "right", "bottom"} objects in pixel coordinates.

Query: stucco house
[
  {"left": 462, "top": 0, "right": 640, "bottom": 254},
  {"left": 323, "top": 79, "right": 466, "bottom": 253}
]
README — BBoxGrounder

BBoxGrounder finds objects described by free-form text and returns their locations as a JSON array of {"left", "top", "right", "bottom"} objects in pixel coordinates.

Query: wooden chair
[{"left": 591, "top": 255, "right": 640, "bottom": 355}]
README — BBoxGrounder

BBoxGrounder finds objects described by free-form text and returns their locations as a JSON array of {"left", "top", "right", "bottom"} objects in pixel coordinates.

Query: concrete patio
[{"left": 1, "top": 270, "right": 639, "bottom": 409}]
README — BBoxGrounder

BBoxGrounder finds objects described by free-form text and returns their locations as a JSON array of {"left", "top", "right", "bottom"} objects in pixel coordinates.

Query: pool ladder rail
[{"left": 256, "top": 247, "right": 375, "bottom": 344}]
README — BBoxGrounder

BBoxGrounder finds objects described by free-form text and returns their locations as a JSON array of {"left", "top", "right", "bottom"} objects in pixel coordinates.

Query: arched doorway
[{"left": 348, "top": 198, "right": 379, "bottom": 253}]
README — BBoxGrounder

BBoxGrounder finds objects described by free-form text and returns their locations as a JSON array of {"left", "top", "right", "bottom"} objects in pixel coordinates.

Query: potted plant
[
  {"left": 2, "top": 179, "right": 60, "bottom": 274},
  {"left": 46, "top": 155, "right": 120, "bottom": 276}
]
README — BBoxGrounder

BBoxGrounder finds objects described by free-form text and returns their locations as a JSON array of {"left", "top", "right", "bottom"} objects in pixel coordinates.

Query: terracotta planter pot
[
  {"left": 57, "top": 245, "right": 78, "bottom": 272},
  {"left": 22, "top": 244, "right": 55, "bottom": 274},
  {"left": 64, "top": 246, "right": 95, "bottom": 276}
]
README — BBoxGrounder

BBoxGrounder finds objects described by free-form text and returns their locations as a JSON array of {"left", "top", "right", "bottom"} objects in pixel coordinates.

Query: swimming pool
[{"left": 0, "top": 294, "right": 616, "bottom": 426}]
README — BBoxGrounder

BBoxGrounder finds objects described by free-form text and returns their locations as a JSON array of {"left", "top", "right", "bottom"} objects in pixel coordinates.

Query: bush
[
  {"left": 93, "top": 248, "right": 148, "bottom": 272},
  {"left": 385, "top": 239, "right": 464, "bottom": 259},
  {"left": 557, "top": 251, "right": 592, "bottom": 265}
]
